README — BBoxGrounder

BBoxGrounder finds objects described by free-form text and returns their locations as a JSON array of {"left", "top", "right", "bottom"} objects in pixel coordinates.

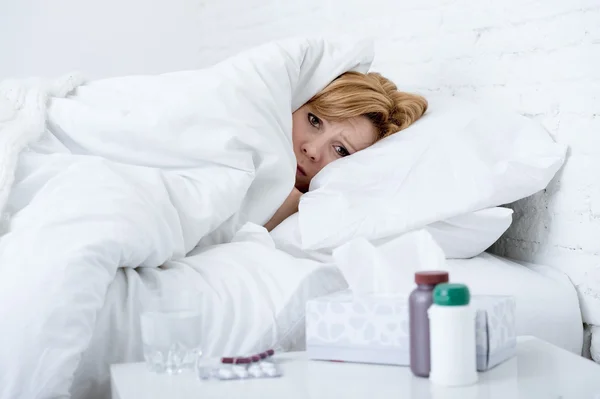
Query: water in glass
[{"left": 140, "top": 292, "right": 203, "bottom": 374}]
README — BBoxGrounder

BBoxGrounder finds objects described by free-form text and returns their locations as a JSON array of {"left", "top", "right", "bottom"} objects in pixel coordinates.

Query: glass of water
[{"left": 140, "top": 290, "right": 204, "bottom": 374}]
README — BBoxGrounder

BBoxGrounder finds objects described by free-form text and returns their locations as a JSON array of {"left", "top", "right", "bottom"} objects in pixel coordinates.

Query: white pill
[
  {"left": 263, "top": 367, "right": 278, "bottom": 377},
  {"left": 217, "top": 367, "right": 234, "bottom": 379},
  {"left": 248, "top": 365, "right": 263, "bottom": 378},
  {"left": 232, "top": 365, "right": 249, "bottom": 378},
  {"left": 261, "top": 361, "right": 275, "bottom": 369}
]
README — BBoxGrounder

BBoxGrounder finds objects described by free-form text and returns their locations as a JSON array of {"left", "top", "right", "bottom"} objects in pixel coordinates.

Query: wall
[
  {"left": 1, "top": 0, "right": 599, "bottom": 289},
  {"left": 0, "top": 0, "right": 216, "bottom": 79}
]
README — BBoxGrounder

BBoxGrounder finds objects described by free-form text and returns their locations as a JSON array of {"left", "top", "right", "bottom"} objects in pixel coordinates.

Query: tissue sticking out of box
[{"left": 332, "top": 229, "right": 447, "bottom": 296}]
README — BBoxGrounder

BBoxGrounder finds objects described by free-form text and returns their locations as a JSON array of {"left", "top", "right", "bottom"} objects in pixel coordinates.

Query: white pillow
[
  {"left": 298, "top": 95, "right": 566, "bottom": 251},
  {"left": 271, "top": 207, "right": 513, "bottom": 261},
  {"left": 423, "top": 207, "right": 513, "bottom": 258}
]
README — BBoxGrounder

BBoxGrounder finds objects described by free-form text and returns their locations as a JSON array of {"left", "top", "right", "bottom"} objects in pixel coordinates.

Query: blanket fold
[{"left": 0, "top": 73, "right": 84, "bottom": 231}]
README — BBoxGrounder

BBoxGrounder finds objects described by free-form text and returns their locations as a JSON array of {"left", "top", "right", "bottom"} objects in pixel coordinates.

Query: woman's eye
[
  {"left": 335, "top": 145, "right": 350, "bottom": 157},
  {"left": 308, "top": 113, "right": 321, "bottom": 128}
]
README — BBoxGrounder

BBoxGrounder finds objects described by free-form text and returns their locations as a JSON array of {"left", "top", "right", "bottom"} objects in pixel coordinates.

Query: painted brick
[
  {"left": 454, "top": 85, "right": 524, "bottom": 112},
  {"left": 440, "top": 0, "right": 509, "bottom": 32},
  {"left": 392, "top": 9, "right": 444, "bottom": 37},
  {"left": 428, "top": 56, "right": 507, "bottom": 86},
  {"left": 506, "top": 0, "right": 600, "bottom": 24},
  {"left": 374, "top": 61, "right": 444, "bottom": 90},
  {"left": 556, "top": 115, "right": 600, "bottom": 156},
  {"left": 546, "top": 215, "right": 600, "bottom": 253},
  {"left": 475, "top": 10, "right": 598, "bottom": 54},
  {"left": 554, "top": 154, "right": 600, "bottom": 194},
  {"left": 558, "top": 82, "right": 600, "bottom": 114},
  {"left": 383, "top": 32, "right": 479, "bottom": 63},
  {"left": 375, "top": 38, "right": 437, "bottom": 65},
  {"left": 529, "top": 248, "right": 600, "bottom": 283},
  {"left": 501, "top": 43, "right": 600, "bottom": 85},
  {"left": 517, "top": 81, "right": 600, "bottom": 116},
  {"left": 591, "top": 191, "right": 600, "bottom": 219}
]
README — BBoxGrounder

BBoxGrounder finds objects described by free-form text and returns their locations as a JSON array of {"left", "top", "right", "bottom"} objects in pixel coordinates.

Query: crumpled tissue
[{"left": 332, "top": 228, "right": 447, "bottom": 295}]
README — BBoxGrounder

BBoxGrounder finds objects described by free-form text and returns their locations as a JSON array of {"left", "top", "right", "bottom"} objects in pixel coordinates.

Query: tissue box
[
  {"left": 305, "top": 291, "right": 516, "bottom": 371},
  {"left": 472, "top": 295, "right": 517, "bottom": 371}
]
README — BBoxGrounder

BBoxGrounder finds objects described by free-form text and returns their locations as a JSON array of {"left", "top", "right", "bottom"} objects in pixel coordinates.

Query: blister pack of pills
[{"left": 197, "top": 349, "right": 283, "bottom": 381}]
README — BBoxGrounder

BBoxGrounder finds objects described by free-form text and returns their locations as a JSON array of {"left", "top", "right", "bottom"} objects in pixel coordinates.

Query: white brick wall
[{"left": 1, "top": 0, "right": 599, "bottom": 287}]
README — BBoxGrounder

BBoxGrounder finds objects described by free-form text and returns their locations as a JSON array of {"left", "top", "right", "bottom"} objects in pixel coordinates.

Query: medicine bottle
[
  {"left": 408, "top": 271, "right": 449, "bottom": 377},
  {"left": 428, "top": 283, "right": 478, "bottom": 387}
]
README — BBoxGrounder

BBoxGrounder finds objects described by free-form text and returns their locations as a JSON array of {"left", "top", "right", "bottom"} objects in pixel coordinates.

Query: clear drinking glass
[{"left": 140, "top": 291, "right": 204, "bottom": 374}]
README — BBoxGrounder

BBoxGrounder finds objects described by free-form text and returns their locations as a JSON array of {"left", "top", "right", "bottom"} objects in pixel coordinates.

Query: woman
[{"left": 265, "top": 71, "right": 428, "bottom": 231}]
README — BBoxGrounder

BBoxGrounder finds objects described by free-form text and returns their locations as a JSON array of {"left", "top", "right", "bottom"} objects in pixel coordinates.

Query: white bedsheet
[
  {"left": 528, "top": 259, "right": 600, "bottom": 362},
  {"left": 447, "top": 253, "right": 583, "bottom": 355}
]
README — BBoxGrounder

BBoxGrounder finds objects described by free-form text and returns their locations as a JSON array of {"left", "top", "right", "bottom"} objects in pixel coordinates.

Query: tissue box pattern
[
  {"left": 305, "top": 291, "right": 410, "bottom": 366},
  {"left": 306, "top": 291, "right": 409, "bottom": 364},
  {"left": 473, "top": 296, "right": 517, "bottom": 370},
  {"left": 306, "top": 291, "right": 516, "bottom": 371}
]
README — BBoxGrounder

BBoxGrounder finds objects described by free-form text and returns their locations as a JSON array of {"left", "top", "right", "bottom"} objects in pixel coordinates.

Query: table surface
[{"left": 111, "top": 336, "right": 600, "bottom": 399}]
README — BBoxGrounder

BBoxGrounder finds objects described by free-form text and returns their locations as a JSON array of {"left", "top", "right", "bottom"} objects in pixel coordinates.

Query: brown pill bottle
[{"left": 409, "top": 270, "right": 449, "bottom": 378}]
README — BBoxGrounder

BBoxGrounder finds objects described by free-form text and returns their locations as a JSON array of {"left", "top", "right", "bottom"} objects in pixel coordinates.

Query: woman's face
[{"left": 292, "top": 105, "right": 377, "bottom": 192}]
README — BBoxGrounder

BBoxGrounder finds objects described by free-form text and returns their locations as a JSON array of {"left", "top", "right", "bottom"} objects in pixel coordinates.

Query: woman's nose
[{"left": 302, "top": 144, "right": 319, "bottom": 162}]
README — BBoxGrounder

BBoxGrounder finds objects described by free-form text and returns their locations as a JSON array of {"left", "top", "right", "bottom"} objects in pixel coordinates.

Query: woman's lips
[{"left": 296, "top": 165, "right": 307, "bottom": 176}]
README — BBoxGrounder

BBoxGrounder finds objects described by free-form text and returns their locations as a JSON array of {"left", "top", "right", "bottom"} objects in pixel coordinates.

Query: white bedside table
[{"left": 111, "top": 336, "right": 600, "bottom": 399}]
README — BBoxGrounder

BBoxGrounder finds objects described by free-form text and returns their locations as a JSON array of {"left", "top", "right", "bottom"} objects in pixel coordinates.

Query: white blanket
[{"left": 0, "top": 37, "right": 373, "bottom": 399}]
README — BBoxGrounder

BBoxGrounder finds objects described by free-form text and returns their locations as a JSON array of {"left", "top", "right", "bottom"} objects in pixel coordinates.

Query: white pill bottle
[{"left": 428, "top": 283, "right": 478, "bottom": 387}]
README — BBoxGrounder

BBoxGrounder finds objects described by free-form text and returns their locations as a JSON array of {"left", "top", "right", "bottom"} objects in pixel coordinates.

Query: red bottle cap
[
  {"left": 221, "top": 357, "right": 234, "bottom": 364},
  {"left": 266, "top": 349, "right": 275, "bottom": 357},
  {"left": 415, "top": 271, "right": 449, "bottom": 285},
  {"left": 234, "top": 357, "right": 251, "bottom": 364},
  {"left": 251, "top": 355, "right": 261, "bottom": 362}
]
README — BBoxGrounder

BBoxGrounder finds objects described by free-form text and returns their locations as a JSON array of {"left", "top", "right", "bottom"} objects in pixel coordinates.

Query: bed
[
  {"left": 70, "top": 232, "right": 584, "bottom": 399},
  {"left": 447, "top": 253, "right": 583, "bottom": 354}
]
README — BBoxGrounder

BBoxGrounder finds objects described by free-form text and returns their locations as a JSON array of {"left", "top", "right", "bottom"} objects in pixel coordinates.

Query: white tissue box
[
  {"left": 472, "top": 295, "right": 517, "bottom": 371},
  {"left": 305, "top": 291, "right": 516, "bottom": 371}
]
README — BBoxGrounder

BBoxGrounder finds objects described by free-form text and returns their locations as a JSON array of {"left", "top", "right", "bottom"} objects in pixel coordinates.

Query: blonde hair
[{"left": 306, "top": 71, "right": 428, "bottom": 141}]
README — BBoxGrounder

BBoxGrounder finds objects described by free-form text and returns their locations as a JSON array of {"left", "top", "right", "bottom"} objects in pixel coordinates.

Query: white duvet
[{"left": 0, "top": 37, "right": 373, "bottom": 399}]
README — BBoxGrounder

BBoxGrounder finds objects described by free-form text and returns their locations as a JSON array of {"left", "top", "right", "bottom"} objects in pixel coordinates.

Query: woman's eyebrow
[{"left": 340, "top": 131, "right": 358, "bottom": 152}]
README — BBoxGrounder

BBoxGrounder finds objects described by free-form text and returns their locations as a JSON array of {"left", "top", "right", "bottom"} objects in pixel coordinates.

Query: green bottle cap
[{"left": 433, "top": 283, "right": 470, "bottom": 306}]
